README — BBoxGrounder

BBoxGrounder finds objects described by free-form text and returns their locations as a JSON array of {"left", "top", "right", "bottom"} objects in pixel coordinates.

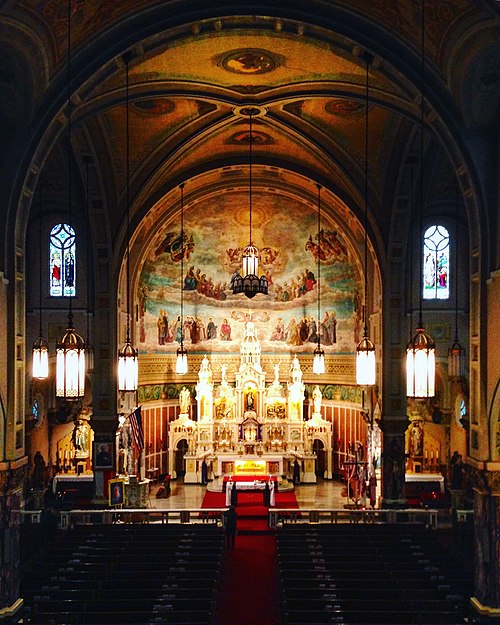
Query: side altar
[{"left": 168, "top": 319, "right": 333, "bottom": 484}]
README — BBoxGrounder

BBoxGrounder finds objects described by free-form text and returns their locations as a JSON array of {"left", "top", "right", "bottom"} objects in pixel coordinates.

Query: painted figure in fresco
[
  {"left": 221, "top": 318, "right": 231, "bottom": 341},
  {"left": 270, "top": 318, "right": 285, "bottom": 341},
  {"left": 207, "top": 317, "right": 217, "bottom": 339},
  {"left": 175, "top": 316, "right": 183, "bottom": 343},
  {"left": 307, "top": 316, "right": 318, "bottom": 343},
  {"left": 184, "top": 266, "right": 197, "bottom": 290},
  {"left": 138, "top": 286, "right": 147, "bottom": 342},
  {"left": 328, "top": 310, "right": 337, "bottom": 343},
  {"left": 157, "top": 310, "right": 168, "bottom": 345},
  {"left": 299, "top": 317, "right": 308, "bottom": 343},
  {"left": 285, "top": 318, "right": 301, "bottom": 346}
]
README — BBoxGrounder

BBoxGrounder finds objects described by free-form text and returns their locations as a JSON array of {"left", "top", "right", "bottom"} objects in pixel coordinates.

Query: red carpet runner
[{"left": 201, "top": 488, "right": 299, "bottom": 625}]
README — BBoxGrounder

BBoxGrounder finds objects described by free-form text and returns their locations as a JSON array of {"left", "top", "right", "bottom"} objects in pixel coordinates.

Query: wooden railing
[
  {"left": 269, "top": 507, "right": 444, "bottom": 528},
  {"left": 22, "top": 508, "right": 227, "bottom": 530},
  {"left": 22, "top": 506, "right": 469, "bottom": 530}
]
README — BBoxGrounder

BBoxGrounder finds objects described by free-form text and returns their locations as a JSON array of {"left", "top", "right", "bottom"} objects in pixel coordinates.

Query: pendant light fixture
[
  {"left": 406, "top": 0, "right": 435, "bottom": 398},
  {"left": 84, "top": 156, "right": 94, "bottom": 374},
  {"left": 176, "top": 182, "right": 188, "bottom": 375},
  {"left": 56, "top": 0, "right": 86, "bottom": 400},
  {"left": 117, "top": 53, "right": 138, "bottom": 392},
  {"left": 231, "top": 108, "right": 268, "bottom": 299},
  {"left": 448, "top": 183, "right": 465, "bottom": 380},
  {"left": 356, "top": 54, "right": 376, "bottom": 386},
  {"left": 32, "top": 183, "right": 49, "bottom": 380},
  {"left": 313, "top": 183, "right": 325, "bottom": 375}
]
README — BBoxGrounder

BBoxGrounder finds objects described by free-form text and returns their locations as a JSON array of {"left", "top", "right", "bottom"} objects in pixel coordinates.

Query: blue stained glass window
[
  {"left": 50, "top": 223, "right": 76, "bottom": 297},
  {"left": 423, "top": 225, "right": 449, "bottom": 300}
]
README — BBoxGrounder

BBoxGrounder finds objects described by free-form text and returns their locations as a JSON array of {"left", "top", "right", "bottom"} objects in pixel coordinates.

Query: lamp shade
[
  {"left": 406, "top": 326, "right": 435, "bottom": 398},
  {"left": 356, "top": 334, "right": 376, "bottom": 385},
  {"left": 85, "top": 341, "right": 95, "bottom": 374},
  {"left": 448, "top": 339, "right": 465, "bottom": 380},
  {"left": 118, "top": 341, "right": 138, "bottom": 392},
  {"left": 32, "top": 336, "right": 49, "bottom": 380},
  {"left": 176, "top": 345, "right": 188, "bottom": 375},
  {"left": 313, "top": 344, "right": 325, "bottom": 375},
  {"left": 56, "top": 326, "right": 86, "bottom": 398},
  {"left": 242, "top": 243, "right": 259, "bottom": 278}
]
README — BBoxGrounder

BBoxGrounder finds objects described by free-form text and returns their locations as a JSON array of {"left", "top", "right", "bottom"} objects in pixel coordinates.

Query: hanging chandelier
[
  {"left": 32, "top": 183, "right": 49, "bottom": 380},
  {"left": 176, "top": 182, "right": 188, "bottom": 375},
  {"left": 231, "top": 108, "right": 268, "bottom": 299},
  {"left": 84, "top": 156, "right": 94, "bottom": 374},
  {"left": 448, "top": 184, "right": 465, "bottom": 380},
  {"left": 406, "top": 0, "right": 435, "bottom": 398},
  {"left": 56, "top": 0, "right": 85, "bottom": 399},
  {"left": 356, "top": 54, "right": 376, "bottom": 386},
  {"left": 117, "top": 53, "right": 138, "bottom": 392},
  {"left": 313, "top": 183, "right": 325, "bottom": 375}
]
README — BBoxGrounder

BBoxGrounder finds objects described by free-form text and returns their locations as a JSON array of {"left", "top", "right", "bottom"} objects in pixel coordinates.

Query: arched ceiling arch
[{"left": 1, "top": 1, "right": 496, "bottom": 288}]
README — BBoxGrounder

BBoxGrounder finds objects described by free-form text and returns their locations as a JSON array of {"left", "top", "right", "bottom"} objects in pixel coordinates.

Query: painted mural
[{"left": 136, "top": 191, "right": 361, "bottom": 355}]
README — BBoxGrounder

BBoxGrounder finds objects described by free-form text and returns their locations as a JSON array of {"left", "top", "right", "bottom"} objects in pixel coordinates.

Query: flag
[{"left": 129, "top": 406, "right": 144, "bottom": 451}]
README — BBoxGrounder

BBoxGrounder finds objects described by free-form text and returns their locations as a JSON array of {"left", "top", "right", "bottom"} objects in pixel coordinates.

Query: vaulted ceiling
[{"left": 1, "top": 1, "right": 499, "bottom": 273}]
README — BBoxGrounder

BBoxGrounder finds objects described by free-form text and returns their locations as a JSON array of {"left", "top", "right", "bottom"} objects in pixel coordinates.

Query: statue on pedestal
[
  {"left": 312, "top": 385, "right": 322, "bottom": 416},
  {"left": 179, "top": 386, "right": 191, "bottom": 415}
]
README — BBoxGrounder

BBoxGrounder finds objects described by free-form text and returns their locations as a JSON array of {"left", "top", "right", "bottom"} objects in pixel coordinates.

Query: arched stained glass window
[
  {"left": 423, "top": 225, "right": 449, "bottom": 300},
  {"left": 50, "top": 223, "right": 76, "bottom": 297}
]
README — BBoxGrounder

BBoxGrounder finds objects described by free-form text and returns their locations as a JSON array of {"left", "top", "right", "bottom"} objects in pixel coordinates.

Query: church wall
[{"left": 142, "top": 402, "right": 180, "bottom": 477}]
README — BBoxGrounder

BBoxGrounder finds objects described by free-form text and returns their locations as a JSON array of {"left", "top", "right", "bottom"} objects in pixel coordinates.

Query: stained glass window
[
  {"left": 50, "top": 223, "right": 76, "bottom": 297},
  {"left": 423, "top": 225, "right": 449, "bottom": 300}
]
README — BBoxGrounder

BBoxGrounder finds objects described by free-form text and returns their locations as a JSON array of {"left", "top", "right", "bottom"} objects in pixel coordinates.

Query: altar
[{"left": 168, "top": 317, "right": 333, "bottom": 483}]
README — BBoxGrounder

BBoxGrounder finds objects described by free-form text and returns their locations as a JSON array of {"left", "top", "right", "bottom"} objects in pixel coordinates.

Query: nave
[{"left": 19, "top": 479, "right": 474, "bottom": 625}]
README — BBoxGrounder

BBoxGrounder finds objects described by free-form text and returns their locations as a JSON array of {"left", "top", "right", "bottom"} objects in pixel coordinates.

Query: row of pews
[
  {"left": 21, "top": 523, "right": 224, "bottom": 624},
  {"left": 277, "top": 523, "right": 472, "bottom": 625}
]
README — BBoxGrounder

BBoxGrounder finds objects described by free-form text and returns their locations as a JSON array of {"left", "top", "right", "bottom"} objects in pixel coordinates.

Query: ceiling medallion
[
  {"left": 131, "top": 98, "right": 176, "bottom": 116},
  {"left": 220, "top": 49, "right": 280, "bottom": 74},
  {"left": 325, "top": 99, "right": 364, "bottom": 115},
  {"left": 227, "top": 129, "right": 273, "bottom": 146}
]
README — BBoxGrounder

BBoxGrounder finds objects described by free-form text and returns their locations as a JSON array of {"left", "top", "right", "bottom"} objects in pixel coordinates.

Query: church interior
[{"left": 0, "top": 0, "right": 499, "bottom": 623}]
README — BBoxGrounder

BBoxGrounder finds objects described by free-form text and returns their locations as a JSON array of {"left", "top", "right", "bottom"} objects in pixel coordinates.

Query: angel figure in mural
[{"left": 179, "top": 386, "right": 191, "bottom": 414}]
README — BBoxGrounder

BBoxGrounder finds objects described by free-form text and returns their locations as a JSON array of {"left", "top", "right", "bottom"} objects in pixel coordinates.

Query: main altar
[{"left": 168, "top": 319, "right": 333, "bottom": 484}]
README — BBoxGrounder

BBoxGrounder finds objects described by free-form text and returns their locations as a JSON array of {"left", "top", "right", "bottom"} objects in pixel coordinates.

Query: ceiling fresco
[{"left": 136, "top": 188, "right": 362, "bottom": 358}]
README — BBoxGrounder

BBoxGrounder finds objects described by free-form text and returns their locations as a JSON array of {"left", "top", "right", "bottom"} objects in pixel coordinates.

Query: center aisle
[
  {"left": 201, "top": 488, "right": 299, "bottom": 625},
  {"left": 215, "top": 531, "right": 279, "bottom": 625}
]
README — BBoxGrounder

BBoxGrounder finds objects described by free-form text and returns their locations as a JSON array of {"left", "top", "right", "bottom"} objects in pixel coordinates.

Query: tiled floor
[{"left": 148, "top": 478, "right": 348, "bottom": 510}]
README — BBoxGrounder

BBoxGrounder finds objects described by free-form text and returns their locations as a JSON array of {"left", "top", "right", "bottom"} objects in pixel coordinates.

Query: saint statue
[
  {"left": 179, "top": 386, "right": 191, "bottom": 414},
  {"left": 312, "top": 385, "right": 322, "bottom": 415}
]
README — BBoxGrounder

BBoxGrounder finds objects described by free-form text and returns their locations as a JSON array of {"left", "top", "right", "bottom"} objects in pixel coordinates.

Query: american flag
[{"left": 129, "top": 406, "right": 144, "bottom": 451}]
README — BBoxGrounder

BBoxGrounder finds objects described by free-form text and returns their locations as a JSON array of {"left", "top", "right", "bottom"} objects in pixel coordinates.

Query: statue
[
  {"left": 273, "top": 362, "right": 280, "bottom": 386},
  {"left": 290, "top": 355, "right": 303, "bottom": 384},
  {"left": 312, "top": 385, "right": 322, "bottom": 415},
  {"left": 199, "top": 354, "right": 212, "bottom": 383},
  {"left": 71, "top": 419, "right": 89, "bottom": 455},
  {"left": 409, "top": 421, "right": 424, "bottom": 457},
  {"left": 179, "top": 386, "right": 191, "bottom": 414}
]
